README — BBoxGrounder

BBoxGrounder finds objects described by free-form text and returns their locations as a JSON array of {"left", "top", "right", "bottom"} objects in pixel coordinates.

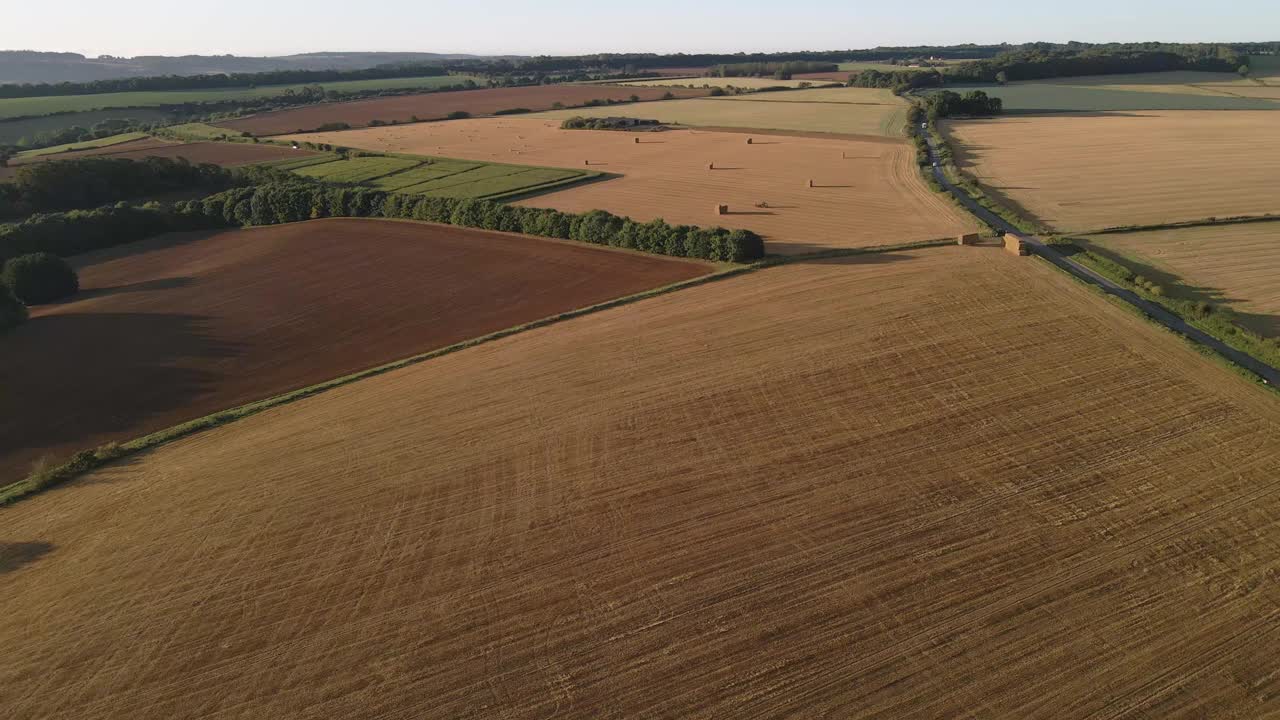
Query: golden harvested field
[
  {"left": 527, "top": 89, "right": 909, "bottom": 138},
  {"left": 1087, "top": 221, "right": 1280, "bottom": 336},
  {"left": 947, "top": 111, "right": 1280, "bottom": 231},
  {"left": 7, "top": 247, "right": 1280, "bottom": 718},
  {"left": 615, "top": 77, "right": 840, "bottom": 89},
  {"left": 285, "top": 118, "right": 975, "bottom": 254}
]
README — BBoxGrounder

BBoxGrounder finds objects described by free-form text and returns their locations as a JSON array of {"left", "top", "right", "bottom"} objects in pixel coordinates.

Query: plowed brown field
[
  {"left": 213, "top": 85, "right": 708, "bottom": 136},
  {"left": 0, "top": 218, "right": 709, "bottom": 480},
  {"left": 946, "top": 111, "right": 1280, "bottom": 231},
  {"left": 1087, "top": 221, "right": 1280, "bottom": 336},
  {"left": 286, "top": 118, "right": 977, "bottom": 254},
  {"left": 5, "top": 246, "right": 1280, "bottom": 718},
  {"left": 9, "top": 138, "right": 317, "bottom": 168}
]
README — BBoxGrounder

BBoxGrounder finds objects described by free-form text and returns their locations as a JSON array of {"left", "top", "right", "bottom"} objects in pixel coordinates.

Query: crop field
[
  {"left": 934, "top": 82, "right": 1280, "bottom": 112},
  {"left": 6, "top": 247, "right": 1280, "bottom": 717},
  {"left": 1085, "top": 221, "right": 1280, "bottom": 336},
  {"left": 286, "top": 118, "right": 976, "bottom": 253},
  {"left": 0, "top": 107, "right": 176, "bottom": 145},
  {"left": 528, "top": 88, "right": 910, "bottom": 137},
  {"left": 0, "top": 218, "right": 709, "bottom": 480},
  {"left": 13, "top": 131, "right": 150, "bottom": 158},
  {"left": 615, "top": 77, "right": 840, "bottom": 89},
  {"left": 0, "top": 75, "right": 486, "bottom": 120},
  {"left": 946, "top": 111, "right": 1280, "bottom": 230},
  {"left": 290, "top": 154, "right": 591, "bottom": 199},
  {"left": 11, "top": 138, "right": 319, "bottom": 168},
  {"left": 212, "top": 85, "right": 710, "bottom": 136}
]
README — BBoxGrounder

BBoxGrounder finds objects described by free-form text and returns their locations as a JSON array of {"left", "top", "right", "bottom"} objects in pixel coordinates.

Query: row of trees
[
  {"left": 707, "top": 61, "right": 837, "bottom": 78},
  {"left": 0, "top": 156, "right": 245, "bottom": 219},
  {"left": 944, "top": 47, "right": 1245, "bottom": 83},
  {"left": 922, "top": 90, "right": 1003, "bottom": 119},
  {"left": 0, "top": 65, "right": 452, "bottom": 100},
  {"left": 0, "top": 183, "right": 765, "bottom": 267}
]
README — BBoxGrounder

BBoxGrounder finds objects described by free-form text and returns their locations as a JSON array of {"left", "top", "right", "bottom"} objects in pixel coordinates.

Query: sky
[{"left": 3, "top": 0, "right": 1276, "bottom": 57}]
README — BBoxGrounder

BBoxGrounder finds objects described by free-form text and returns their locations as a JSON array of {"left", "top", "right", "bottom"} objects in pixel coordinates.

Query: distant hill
[{"left": 0, "top": 51, "right": 507, "bottom": 85}]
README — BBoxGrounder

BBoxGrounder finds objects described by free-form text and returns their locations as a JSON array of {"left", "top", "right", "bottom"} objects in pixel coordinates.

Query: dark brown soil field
[
  {"left": 213, "top": 84, "right": 709, "bottom": 136},
  {"left": 0, "top": 218, "right": 709, "bottom": 481},
  {"left": 13, "top": 139, "right": 317, "bottom": 168}
]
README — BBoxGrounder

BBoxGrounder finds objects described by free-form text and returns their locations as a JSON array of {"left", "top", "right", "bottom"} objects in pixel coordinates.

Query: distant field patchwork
[
  {"left": 0, "top": 75, "right": 485, "bottom": 119},
  {"left": 615, "top": 77, "right": 839, "bottom": 89},
  {"left": 935, "top": 80, "right": 1280, "bottom": 112}
]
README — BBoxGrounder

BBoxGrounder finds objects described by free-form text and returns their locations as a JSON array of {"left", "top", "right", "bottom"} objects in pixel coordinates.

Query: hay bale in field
[
  {"left": 808, "top": 179, "right": 814, "bottom": 188},
  {"left": 1003, "top": 234, "right": 1029, "bottom": 256},
  {"left": 709, "top": 162, "right": 715, "bottom": 170},
  {"left": 747, "top": 137, "right": 753, "bottom": 145},
  {"left": 957, "top": 233, "right": 980, "bottom": 246},
  {"left": 634, "top": 136, "right": 640, "bottom": 144},
  {"left": 716, "top": 204, "right": 728, "bottom": 215}
]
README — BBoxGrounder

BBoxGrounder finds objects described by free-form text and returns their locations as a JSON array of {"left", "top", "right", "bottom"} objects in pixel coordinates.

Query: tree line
[
  {"left": 0, "top": 156, "right": 268, "bottom": 219},
  {"left": 0, "top": 65, "right": 452, "bottom": 100},
  {"left": 922, "top": 90, "right": 1003, "bottom": 119},
  {"left": 706, "top": 61, "right": 838, "bottom": 79},
  {"left": 944, "top": 46, "right": 1245, "bottom": 83},
  {"left": 0, "top": 183, "right": 765, "bottom": 269}
]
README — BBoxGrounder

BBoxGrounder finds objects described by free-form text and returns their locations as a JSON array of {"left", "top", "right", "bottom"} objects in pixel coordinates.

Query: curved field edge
[{"left": 0, "top": 238, "right": 955, "bottom": 507}]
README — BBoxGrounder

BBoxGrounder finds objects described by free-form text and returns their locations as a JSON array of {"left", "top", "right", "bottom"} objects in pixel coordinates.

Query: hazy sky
[{"left": 5, "top": 0, "right": 1275, "bottom": 57}]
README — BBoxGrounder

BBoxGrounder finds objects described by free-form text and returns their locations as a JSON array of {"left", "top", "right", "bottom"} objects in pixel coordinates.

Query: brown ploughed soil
[
  {"left": 213, "top": 85, "right": 708, "bottom": 136},
  {"left": 946, "top": 111, "right": 1280, "bottom": 231},
  {"left": 5, "top": 246, "right": 1280, "bottom": 717},
  {"left": 286, "top": 118, "right": 978, "bottom": 254},
  {"left": 0, "top": 218, "right": 709, "bottom": 480}
]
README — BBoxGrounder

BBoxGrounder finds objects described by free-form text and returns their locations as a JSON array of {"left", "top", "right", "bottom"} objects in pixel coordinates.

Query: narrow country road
[{"left": 919, "top": 125, "right": 1280, "bottom": 386}]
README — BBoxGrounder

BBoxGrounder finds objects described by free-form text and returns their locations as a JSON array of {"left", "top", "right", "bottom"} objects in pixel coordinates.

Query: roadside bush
[
  {"left": 446, "top": 111, "right": 471, "bottom": 120},
  {"left": 493, "top": 108, "right": 532, "bottom": 115},
  {"left": 0, "top": 282, "right": 27, "bottom": 333},
  {"left": 2, "top": 252, "right": 79, "bottom": 304}
]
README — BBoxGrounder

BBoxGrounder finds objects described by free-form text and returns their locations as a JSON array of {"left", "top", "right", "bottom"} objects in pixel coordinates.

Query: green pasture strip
[
  {"left": 0, "top": 75, "right": 486, "bottom": 120},
  {"left": 294, "top": 156, "right": 422, "bottom": 183},
  {"left": 14, "top": 131, "right": 149, "bottom": 158}
]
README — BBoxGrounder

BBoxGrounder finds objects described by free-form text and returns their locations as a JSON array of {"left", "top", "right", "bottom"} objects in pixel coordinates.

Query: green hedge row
[
  {"left": 1, "top": 184, "right": 765, "bottom": 266},
  {"left": 186, "top": 184, "right": 764, "bottom": 262}
]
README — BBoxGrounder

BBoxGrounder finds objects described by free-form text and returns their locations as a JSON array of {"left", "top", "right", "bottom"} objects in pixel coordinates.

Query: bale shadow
[
  {"left": 0, "top": 541, "right": 55, "bottom": 574},
  {"left": 725, "top": 210, "right": 776, "bottom": 216}
]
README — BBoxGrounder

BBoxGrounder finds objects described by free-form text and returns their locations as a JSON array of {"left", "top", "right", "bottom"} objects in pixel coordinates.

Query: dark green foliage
[
  {"left": 945, "top": 46, "right": 1245, "bottom": 84},
  {"left": 446, "top": 111, "right": 471, "bottom": 120},
  {"left": 560, "top": 116, "right": 660, "bottom": 131},
  {"left": 0, "top": 281, "right": 26, "bottom": 332},
  {"left": 2, "top": 252, "right": 79, "bottom": 304},
  {"left": 493, "top": 108, "right": 532, "bottom": 115},
  {"left": 709, "top": 61, "right": 836, "bottom": 78},
  {"left": 0, "top": 156, "right": 236, "bottom": 218},
  {"left": 0, "top": 204, "right": 229, "bottom": 266},
  {"left": 923, "top": 90, "right": 1003, "bottom": 119}
]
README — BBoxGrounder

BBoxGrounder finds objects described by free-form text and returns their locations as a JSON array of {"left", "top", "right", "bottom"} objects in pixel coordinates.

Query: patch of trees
[
  {"left": 0, "top": 65, "right": 452, "bottom": 100},
  {"left": 0, "top": 281, "right": 27, "bottom": 333},
  {"left": 944, "top": 47, "right": 1245, "bottom": 84},
  {"left": 1, "top": 252, "right": 78, "bottom": 304},
  {"left": 922, "top": 90, "right": 1003, "bottom": 119},
  {"left": 0, "top": 156, "right": 235, "bottom": 219},
  {"left": 707, "top": 61, "right": 837, "bottom": 78},
  {"left": 492, "top": 108, "right": 533, "bottom": 115},
  {"left": 848, "top": 69, "right": 944, "bottom": 93},
  {"left": 1, "top": 183, "right": 765, "bottom": 265},
  {"left": 560, "top": 117, "right": 661, "bottom": 130}
]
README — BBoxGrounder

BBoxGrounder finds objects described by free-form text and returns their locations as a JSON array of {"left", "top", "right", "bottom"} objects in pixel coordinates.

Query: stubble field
[
  {"left": 527, "top": 87, "right": 909, "bottom": 138},
  {"left": 946, "top": 111, "right": 1280, "bottom": 230},
  {"left": 0, "top": 218, "right": 709, "bottom": 480},
  {"left": 285, "top": 118, "right": 976, "bottom": 254},
  {"left": 1086, "top": 221, "right": 1280, "bottom": 336},
  {"left": 212, "top": 85, "right": 708, "bottom": 136},
  {"left": 6, "top": 247, "right": 1280, "bottom": 717}
]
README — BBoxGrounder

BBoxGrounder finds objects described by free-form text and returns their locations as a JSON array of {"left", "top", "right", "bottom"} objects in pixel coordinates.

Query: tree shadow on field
[
  {"left": 68, "top": 230, "right": 220, "bottom": 271},
  {"left": 0, "top": 541, "right": 55, "bottom": 574},
  {"left": 0, "top": 311, "right": 244, "bottom": 482},
  {"left": 68, "top": 276, "right": 196, "bottom": 303}
]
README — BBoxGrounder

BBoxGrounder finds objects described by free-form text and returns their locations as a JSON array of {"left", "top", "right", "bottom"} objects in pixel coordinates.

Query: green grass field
[
  {"left": 0, "top": 75, "right": 485, "bottom": 120},
  {"left": 14, "top": 131, "right": 149, "bottom": 158},
  {"left": 157, "top": 123, "right": 247, "bottom": 141},
  {"left": 287, "top": 154, "right": 593, "bottom": 200},
  {"left": 0, "top": 107, "right": 176, "bottom": 145},
  {"left": 932, "top": 82, "right": 1280, "bottom": 112},
  {"left": 615, "top": 77, "right": 838, "bottom": 89}
]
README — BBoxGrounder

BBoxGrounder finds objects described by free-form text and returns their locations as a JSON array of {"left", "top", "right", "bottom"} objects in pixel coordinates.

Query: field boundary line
[
  {"left": 0, "top": 236, "right": 960, "bottom": 507},
  {"left": 1081, "top": 213, "right": 1280, "bottom": 236}
]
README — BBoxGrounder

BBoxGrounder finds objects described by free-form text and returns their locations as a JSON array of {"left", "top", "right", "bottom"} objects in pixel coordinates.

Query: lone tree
[
  {"left": 996, "top": 70, "right": 1009, "bottom": 85},
  {"left": 1239, "top": 64, "right": 1251, "bottom": 79},
  {"left": 0, "top": 281, "right": 27, "bottom": 333},
  {"left": 2, "top": 252, "right": 79, "bottom": 304}
]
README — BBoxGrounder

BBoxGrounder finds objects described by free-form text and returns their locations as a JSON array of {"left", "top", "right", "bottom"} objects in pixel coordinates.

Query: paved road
[{"left": 918, "top": 126, "right": 1280, "bottom": 386}]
